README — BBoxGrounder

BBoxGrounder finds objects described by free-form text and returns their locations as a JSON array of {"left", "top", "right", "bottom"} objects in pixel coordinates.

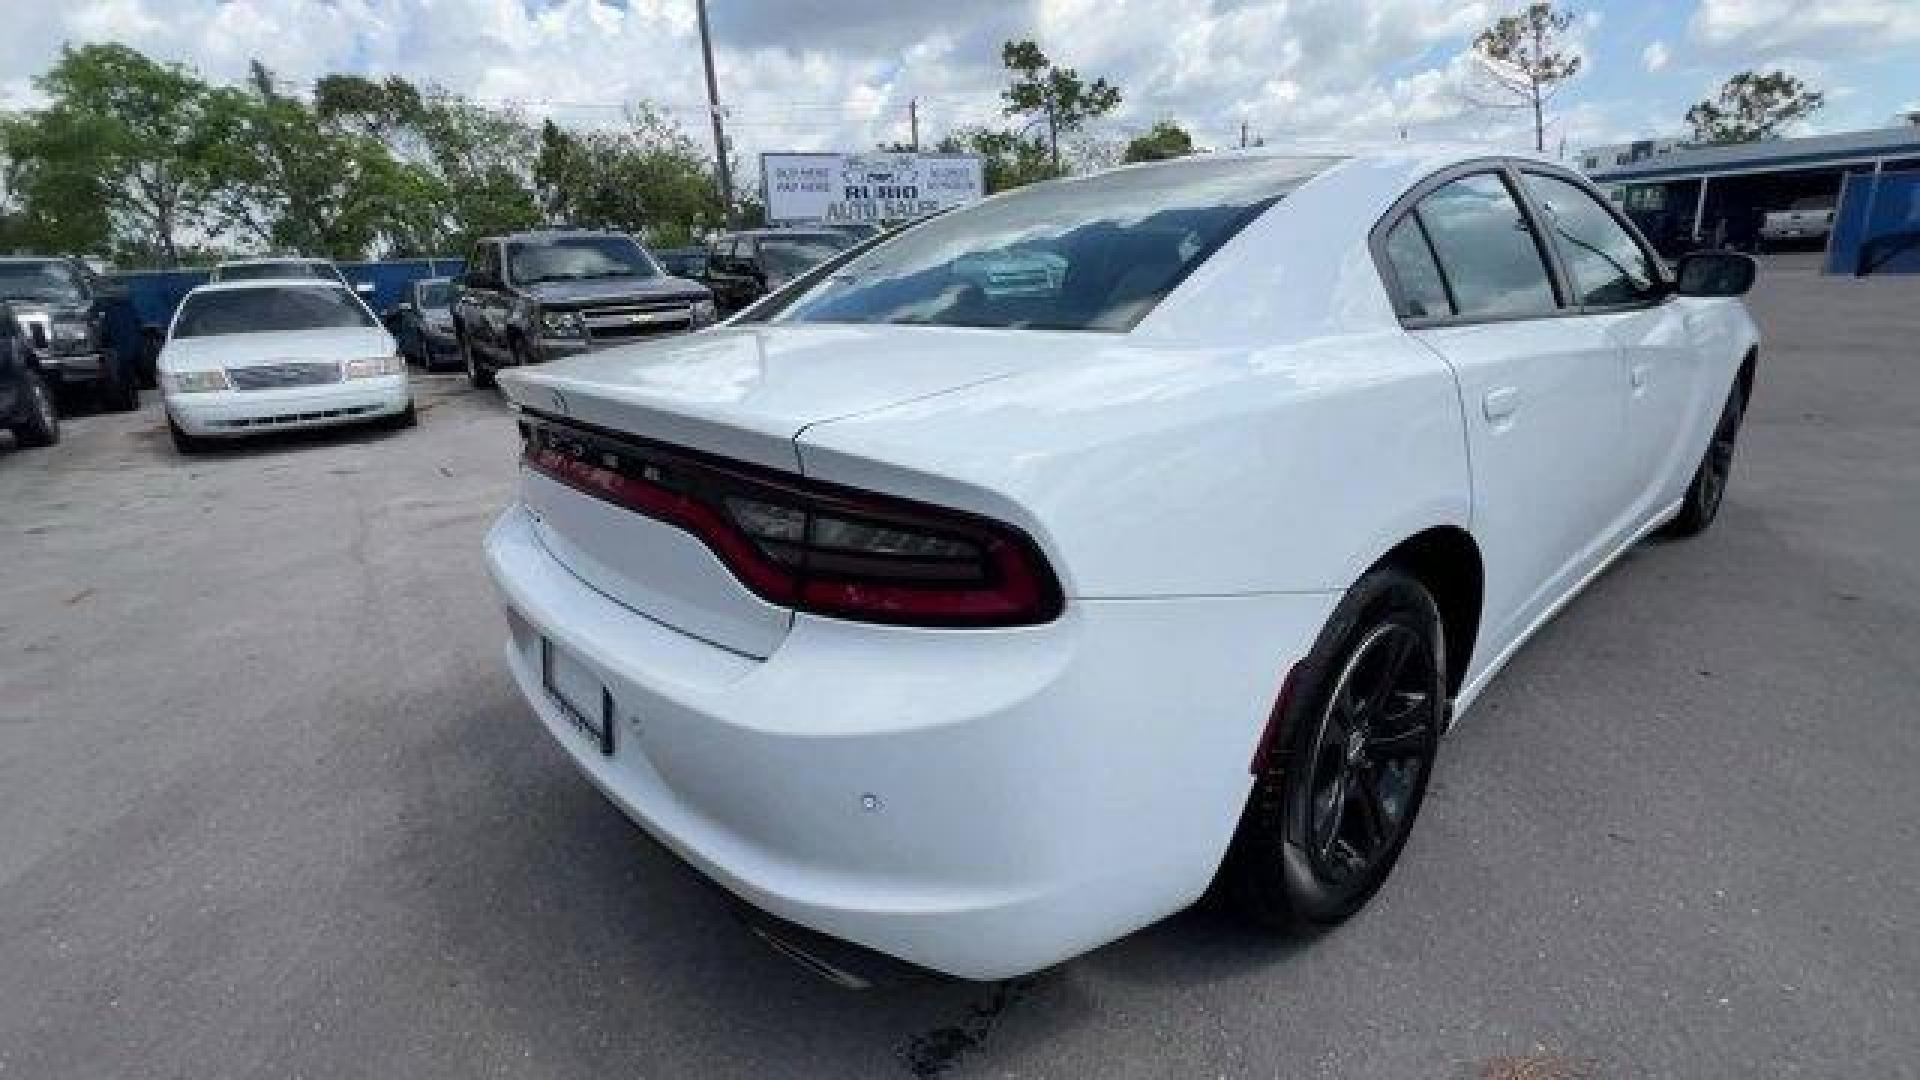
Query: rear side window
[
  {"left": 1383, "top": 216, "right": 1452, "bottom": 319},
  {"left": 1520, "top": 172, "right": 1662, "bottom": 307},
  {"left": 1412, "top": 173, "right": 1559, "bottom": 319}
]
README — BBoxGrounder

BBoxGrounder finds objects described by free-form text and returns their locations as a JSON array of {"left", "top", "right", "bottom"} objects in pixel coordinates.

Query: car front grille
[
  {"left": 227, "top": 362, "right": 342, "bottom": 391},
  {"left": 576, "top": 301, "right": 694, "bottom": 342}
]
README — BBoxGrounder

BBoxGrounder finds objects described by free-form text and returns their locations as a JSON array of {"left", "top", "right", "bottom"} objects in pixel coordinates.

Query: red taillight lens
[{"left": 520, "top": 414, "right": 1063, "bottom": 628}]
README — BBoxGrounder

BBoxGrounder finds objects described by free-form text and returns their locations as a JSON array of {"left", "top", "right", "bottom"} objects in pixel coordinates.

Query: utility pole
[
  {"left": 696, "top": 0, "right": 734, "bottom": 226},
  {"left": 909, "top": 97, "right": 919, "bottom": 151}
]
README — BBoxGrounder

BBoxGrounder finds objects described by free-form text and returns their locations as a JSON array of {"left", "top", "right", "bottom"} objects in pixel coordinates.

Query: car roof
[
  {"left": 721, "top": 228, "right": 847, "bottom": 240},
  {"left": 488, "top": 230, "right": 639, "bottom": 242},
  {"left": 216, "top": 257, "right": 334, "bottom": 267},
  {"left": 185, "top": 278, "right": 357, "bottom": 295}
]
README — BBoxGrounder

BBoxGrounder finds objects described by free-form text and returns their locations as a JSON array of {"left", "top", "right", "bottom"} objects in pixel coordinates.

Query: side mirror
[{"left": 1674, "top": 250, "right": 1756, "bottom": 297}]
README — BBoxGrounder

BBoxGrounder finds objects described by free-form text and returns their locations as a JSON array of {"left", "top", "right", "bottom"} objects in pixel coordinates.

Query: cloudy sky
[{"left": 1, "top": 0, "right": 1914, "bottom": 168}]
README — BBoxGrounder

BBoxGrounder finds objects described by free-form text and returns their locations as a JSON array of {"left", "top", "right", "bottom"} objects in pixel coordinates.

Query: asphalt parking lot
[{"left": 2, "top": 256, "right": 1916, "bottom": 1079}]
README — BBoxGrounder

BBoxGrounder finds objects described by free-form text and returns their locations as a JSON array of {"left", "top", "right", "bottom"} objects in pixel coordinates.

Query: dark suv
[
  {"left": 0, "top": 257, "right": 138, "bottom": 412},
  {"left": 702, "top": 229, "right": 853, "bottom": 313},
  {"left": 451, "top": 230, "right": 715, "bottom": 388},
  {"left": 0, "top": 305, "right": 60, "bottom": 449}
]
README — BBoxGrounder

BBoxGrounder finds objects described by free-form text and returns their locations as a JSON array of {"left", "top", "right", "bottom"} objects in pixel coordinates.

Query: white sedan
[
  {"left": 484, "top": 145, "right": 1759, "bottom": 982},
  {"left": 159, "top": 280, "right": 414, "bottom": 454}
]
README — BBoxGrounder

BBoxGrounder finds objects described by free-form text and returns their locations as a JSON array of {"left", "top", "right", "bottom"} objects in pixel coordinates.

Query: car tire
[
  {"left": 10, "top": 367, "right": 61, "bottom": 448},
  {"left": 1215, "top": 565, "right": 1446, "bottom": 929},
  {"left": 462, "top": 329, "right": 493, "bottom": 389},
  {"left": 384, "top": 399, "right": 418, "bottom": 430},
  {"left": 1663, "top": 377, "right": 1748, "bottom": 538},
  {"left": 98, "top": 351, "right": 140, "bottom": 413},
  {"left": 167, "top": 415, "right": 204, "bottom": 455}
]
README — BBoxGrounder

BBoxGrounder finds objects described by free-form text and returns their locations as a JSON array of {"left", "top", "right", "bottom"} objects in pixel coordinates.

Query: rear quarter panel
[{"left": 796, "top": 329, "right": 1471, "bottom": 598}]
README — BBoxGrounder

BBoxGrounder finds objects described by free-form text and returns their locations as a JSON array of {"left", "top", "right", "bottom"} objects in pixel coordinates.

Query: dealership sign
[{"left": 761, "top": 152, "right": 985, "bottom": 224}]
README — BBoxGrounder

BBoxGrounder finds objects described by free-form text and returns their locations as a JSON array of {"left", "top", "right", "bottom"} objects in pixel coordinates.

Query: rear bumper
[
  {"left": 484, "top": 502, "right": 1336, "bottom": 979},
  {"left": 165, "top": 375, "right": 410, "bottom": 437}
]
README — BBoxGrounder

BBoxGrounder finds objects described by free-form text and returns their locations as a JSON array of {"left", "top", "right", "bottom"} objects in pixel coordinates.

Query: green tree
[
  {"left": 0, "top": 113, "right": 113, "bottom": 254},
  {"left": 999, "top": 39, "right": 1121, "bottom": 177},
  {"left": 1471, "top": 2, "right": 1583, "bottom": 153},
  {"left": 936, "top": 126, "right": 1054, "bottom": 194},
  {"left": 10, "top": 43, "right": 228, "bottom": 265},
  {"left": 1686, "top": 70, "right": 1825, "bottom": 144},
  {"left": 1122, "top": 120, "right": 1194, "bottom": 163},
  {"left": 533, "top": 107, "right": 726, "bottom": 245},
  {"left": 203, "top": 62, "right": 435, "bottom": 259}
]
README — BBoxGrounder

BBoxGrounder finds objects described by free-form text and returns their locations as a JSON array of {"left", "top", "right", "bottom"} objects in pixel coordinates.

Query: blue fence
[
  {"left": 1826, "top": 170, "right": 1920, "bottom": 276},
  {"left": 101, "top": 258, "right": 466, "bottom": 377}
]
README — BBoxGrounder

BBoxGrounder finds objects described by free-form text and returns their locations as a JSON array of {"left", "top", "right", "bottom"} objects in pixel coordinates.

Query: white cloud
[
  {"left": 0, "top": 0, "right": 1584, "bottom": 168},
  {"left": 1689, "top": 0, "right": 1920, "bottom": 56},
  {"left": 1642, "top": 40, "right": 1670, "bottom": 72}
]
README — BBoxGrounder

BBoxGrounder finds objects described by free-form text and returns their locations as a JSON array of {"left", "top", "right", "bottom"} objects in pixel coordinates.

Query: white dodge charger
[
  {"left": 484, "top": 145, "right": 1759, "bottom": 982},
  {"left": 160, "top": 279, "right": 414, "bottom": 453}
]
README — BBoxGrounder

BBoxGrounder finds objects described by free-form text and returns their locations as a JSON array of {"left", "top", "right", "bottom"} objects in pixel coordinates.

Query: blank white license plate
[{"left": 541, "top": 638, "right": 613, "bottom": 755}]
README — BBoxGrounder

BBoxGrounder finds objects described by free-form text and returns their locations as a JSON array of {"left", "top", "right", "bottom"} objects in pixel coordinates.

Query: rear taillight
[{"left": 519, "top": 413, "right": 1063, "bottom": 628}]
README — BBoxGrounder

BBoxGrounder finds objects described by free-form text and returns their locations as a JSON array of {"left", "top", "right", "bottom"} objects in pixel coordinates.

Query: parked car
[
  {"left": 0, "top": 305, "right": 60, "bottom": 449},
  {"left": 451, "top": 230, "right": 715, "bottom": 390},
  {"left": 484, "top": 147, "right": 1758, "bottom": 982},
  {"left": 654, "top": 246, "right": 708, "bottom": 281},
  {"left": 158, "top": 280, "right": 414, "bottom": 454},
  {"left": 0, "top": 256, "right": 139, "bottom": 412},
  {"left": 1760, "top": 196, "right": 1836, "bottom": 247},
  {"left": 702, "top": 228, "right": 854, "bottom": 312},
  {"left": 385, "top": 276, "right": 459, "bottom": 371}
]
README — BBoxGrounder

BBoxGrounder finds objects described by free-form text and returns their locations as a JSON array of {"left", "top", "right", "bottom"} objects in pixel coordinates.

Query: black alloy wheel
[
  {"left": 11, "top": 367, "right": 61, "bottom": 447},
  {"left": 1299, "top": 621, "right": 1438, "bottom": 890},
  {"left": 462, "top": 328, "right": 493, "bottom": 389},
  {"left": 1664, "top": 377, "right": 1747, "bottom": 537},
  {"left": 1216, "top": 566, "right": 1445, "bottom": 927}
]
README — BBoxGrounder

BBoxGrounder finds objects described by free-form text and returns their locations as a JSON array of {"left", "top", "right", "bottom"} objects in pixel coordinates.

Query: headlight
[
  {"left": 344, "top": 355, "right": 406, "bottom": 380},
  {"left": 691, "top": 299, "right": 718, "bottom": 327},
  {"left": 167, "top": 370, "right": 230, "bottom": 393},
  {"left": 540, "top": 310, "right": 586, "bottom": 338}
]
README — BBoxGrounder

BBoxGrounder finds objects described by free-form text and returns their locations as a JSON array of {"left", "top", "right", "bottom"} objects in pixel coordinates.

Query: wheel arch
[{"left": 1370, "top": 525, "right": 1483, "bottom": 700}]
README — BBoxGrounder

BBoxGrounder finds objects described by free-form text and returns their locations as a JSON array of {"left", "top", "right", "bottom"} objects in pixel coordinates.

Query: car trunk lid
[{"left": 497, "top": 324, "right": 1032, "bottom": 657}]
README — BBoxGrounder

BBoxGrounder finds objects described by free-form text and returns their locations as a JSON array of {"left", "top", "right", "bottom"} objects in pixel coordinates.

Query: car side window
[
  {"left": 1383, "top": 216, "right": 1453, "bottom": 319},
  {"left": 1413, "top": 173, "right": 1560, "bottom": 319},
  {"left": 1520, "top": 172, "right": 1662, "bottom": 307}
]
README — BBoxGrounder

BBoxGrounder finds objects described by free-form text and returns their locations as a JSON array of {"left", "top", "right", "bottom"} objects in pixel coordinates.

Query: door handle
[{"left": 1483, "top": 386, "right": 1520, "bottom": 422}]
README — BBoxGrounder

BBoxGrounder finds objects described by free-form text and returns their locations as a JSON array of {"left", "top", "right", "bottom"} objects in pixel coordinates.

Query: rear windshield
[
  {"left": 174, "top": 285, "right": 377, "bottom": 338},
  {"left": 774, "top": 155, "right": 1338, "bottom": 332},
  {"left": 217, "top": 261, "right": 338, "bottom": 282},
  {"left": 507, "top": 236, "right": 658, "bottom": 285}
]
